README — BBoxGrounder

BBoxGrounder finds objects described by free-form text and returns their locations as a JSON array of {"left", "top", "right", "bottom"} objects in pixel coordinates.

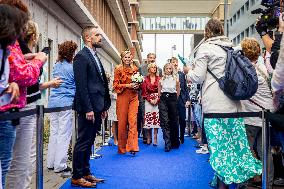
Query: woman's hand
[
  {"left": 50, "top": 77, "right": 63, "bottom": 88},
  {"left": 34, "top": 52, "right": 48, "bottom": 63},
  {"left": 24, "top": 53, "right": 37, "bottom": 60},
  {"left": 6, "top": 82, "right": 20, "bottom": 103},
  {"left": 127, "top": 83, "right": 139, "bottom": 89}
]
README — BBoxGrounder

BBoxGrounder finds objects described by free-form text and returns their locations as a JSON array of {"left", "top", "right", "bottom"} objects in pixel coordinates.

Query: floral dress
[
  {"left": 204, "top": 118, "right": 262, "bottom": 185},
  {"left": 141, "top": 76, "right": 160, "bottom": 129}
]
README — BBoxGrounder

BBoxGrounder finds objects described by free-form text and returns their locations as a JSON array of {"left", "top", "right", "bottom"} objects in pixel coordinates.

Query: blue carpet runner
[{"left": 60, "top": 134, "right": 213, "bottom": 189}]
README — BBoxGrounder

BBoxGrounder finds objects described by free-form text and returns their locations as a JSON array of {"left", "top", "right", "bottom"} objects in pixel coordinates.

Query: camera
[{"left": 251, "top": 0, "right": 283, "bottom": 30}]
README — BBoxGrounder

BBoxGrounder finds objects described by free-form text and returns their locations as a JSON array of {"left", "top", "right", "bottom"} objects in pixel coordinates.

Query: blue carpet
[{"left": 60, "top": 133, "right": 213, "bottom": 189}]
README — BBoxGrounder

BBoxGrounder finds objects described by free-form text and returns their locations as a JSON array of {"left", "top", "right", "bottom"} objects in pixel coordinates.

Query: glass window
[
  {"left": 176, "top": 17, "right": 181, "bottom": 30},
  {"left": 237, "top": 10, "right": 240, "bottom": 19},
  {"left": 246, "top": 28, "right": 250, "bottom": 37},
  {"left": 250, "top": 24, "right": 255, "bottom": 35},
  {"left": 241, "top": 6, "right": 244, "bottom": 15},
  {"left": 166, "top": 17, "right": 171, "bottom": 30},
  {"left": 196, "top": 17, "right": 201, "bottom": 30},
  {"left": 237, "top": 35, "right": 240, "bottom": 44},
  {"left": 245, "top": 1, "right": 249, "bottom": 11},
  {"left": 233, "top": 15, "right": 236, "bottom": 22},
  {"left": 160, "top": 17, "right": 166, "bottom": 30},
  {"left": 241, "top": 32, "right": 244, "bottom": 40}
]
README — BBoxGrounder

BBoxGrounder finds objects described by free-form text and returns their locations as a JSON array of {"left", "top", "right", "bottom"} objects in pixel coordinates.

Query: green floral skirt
[{"left": 204, "top": 118, "right": 262, "bottom": 185}]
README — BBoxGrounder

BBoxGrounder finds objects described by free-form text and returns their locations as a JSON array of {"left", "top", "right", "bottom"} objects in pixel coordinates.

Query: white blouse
[{"left": 161, "top": 76, "right": 177, "bottom": 93}]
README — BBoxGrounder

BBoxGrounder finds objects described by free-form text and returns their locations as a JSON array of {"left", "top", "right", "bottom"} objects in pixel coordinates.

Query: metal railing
[
  {"left": 1, "top": 106, "right": 283, "bottom": 189},
  {"left": 0, "top": 105, "right": 72, "bottom": 189}
]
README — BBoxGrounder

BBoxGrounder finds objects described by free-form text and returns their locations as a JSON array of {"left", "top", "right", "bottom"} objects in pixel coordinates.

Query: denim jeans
[{"left": 0, "top": 120, "right": 16, "bottom": 188}]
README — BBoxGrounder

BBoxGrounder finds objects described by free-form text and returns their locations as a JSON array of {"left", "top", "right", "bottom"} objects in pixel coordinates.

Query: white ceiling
[{"left": 139, "top": 0, "right": 229, "bottom": 16}]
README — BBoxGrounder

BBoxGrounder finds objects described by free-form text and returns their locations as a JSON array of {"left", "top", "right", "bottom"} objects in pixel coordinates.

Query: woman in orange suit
[{"left": 113, "top": 50, "right": 139, "bottom": 155}]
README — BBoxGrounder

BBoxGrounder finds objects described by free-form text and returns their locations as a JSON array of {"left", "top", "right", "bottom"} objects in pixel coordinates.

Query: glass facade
[{"left": 141, "top": 16, "right": 210, "bottom": 31}]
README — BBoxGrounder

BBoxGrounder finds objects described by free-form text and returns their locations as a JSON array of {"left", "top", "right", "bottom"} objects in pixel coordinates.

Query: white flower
[{"left": 131, "top": 72, "right": 144, "bottom": 84}]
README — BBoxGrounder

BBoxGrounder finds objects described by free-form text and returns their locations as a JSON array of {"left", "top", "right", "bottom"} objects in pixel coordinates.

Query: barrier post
[
  {"left": 101, "top": 118, "right": 108, "bottom": 146},
  {"left": 262, "top": 109, "right": 270, "bottom": 189},
  {"left": 36, "top": 105, "right": 44, "bottom": 189}
]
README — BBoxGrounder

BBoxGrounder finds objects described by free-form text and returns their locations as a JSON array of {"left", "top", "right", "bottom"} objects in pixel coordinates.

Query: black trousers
[
  {"left": 177, "top": 104, "right": 187, "bottom": 142},
  {"left": 72, "top": 112, "right": 102, "bottom": 179},
  {"left": 159, "top": 93, "right": 179, "bottom": 150}
]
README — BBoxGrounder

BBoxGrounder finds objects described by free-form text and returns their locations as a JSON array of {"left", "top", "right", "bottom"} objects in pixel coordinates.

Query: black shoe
[{"left": 47, "top": 167, "right": 54, "bottom": 171}]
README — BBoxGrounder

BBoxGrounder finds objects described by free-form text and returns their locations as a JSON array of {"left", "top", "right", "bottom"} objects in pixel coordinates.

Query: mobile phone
[
  {"left": 41, "top": 47, "right": 50, "bottom": 55},
  {"left": 0, "top": 93, "right": 11, "bottom": 107}
]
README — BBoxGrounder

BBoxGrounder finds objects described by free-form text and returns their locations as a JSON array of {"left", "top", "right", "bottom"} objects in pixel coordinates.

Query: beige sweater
[{"left": 187, "top": 36, "right": 242, "bottom": 114}]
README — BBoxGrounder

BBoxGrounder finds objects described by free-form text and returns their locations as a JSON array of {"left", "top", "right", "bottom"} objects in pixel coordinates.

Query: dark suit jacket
[
  {"left": 177, "top": 71, "right": 190, "bottom": 118},
  {"left": 73, "top": 47, "right": 111, "bottom": 113}
]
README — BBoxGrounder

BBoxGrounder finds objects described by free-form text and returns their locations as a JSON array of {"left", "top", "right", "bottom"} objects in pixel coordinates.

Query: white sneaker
[{"left": 196, "top": 147, "right": 209, "bottom": 154}]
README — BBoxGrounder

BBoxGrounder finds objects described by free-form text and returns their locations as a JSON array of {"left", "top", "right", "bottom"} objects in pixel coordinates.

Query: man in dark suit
[
  {"left": 171, "top": 57, "right": 190, "bottom": 144},
  {"left": 71, "top": 25, "right": 111, "bottom": 188}
]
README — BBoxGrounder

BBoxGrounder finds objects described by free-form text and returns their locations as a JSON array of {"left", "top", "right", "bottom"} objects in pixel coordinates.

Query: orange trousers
[{"left": 116, "top": 89, "right": 139, "bottom": 154}]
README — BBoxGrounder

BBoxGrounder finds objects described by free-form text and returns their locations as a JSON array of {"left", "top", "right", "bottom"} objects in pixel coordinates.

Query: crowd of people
[{"left": 1, "top": 0, "right": 284, "bottom": 189}]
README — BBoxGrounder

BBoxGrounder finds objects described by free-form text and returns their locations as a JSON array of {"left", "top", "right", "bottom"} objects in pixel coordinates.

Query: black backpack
[{"left": 207, "top": 44, "right": 258, "bottom": 101}]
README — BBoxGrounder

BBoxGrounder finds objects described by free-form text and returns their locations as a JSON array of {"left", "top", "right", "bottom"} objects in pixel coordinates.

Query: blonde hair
[
  {"left": 162, "top": 63, "right": 176, "bottom": 80},
  {"left": 147, "top": 53, "right": 156, "bottom": 58},
  {"left": 241, "top": 38, "right": 261, "bottom": 62},
  {"left": 24, "top": 21, "right": 39, "bottom": 43},
  {"left": 147, "top": 63, "right": 159, "bottom": 76},
  {"left": 170, "top": 57, "right": 178, "bottom": 63},
  {"left": 120, "top": 50, "right": 134, "bottom": 67}
]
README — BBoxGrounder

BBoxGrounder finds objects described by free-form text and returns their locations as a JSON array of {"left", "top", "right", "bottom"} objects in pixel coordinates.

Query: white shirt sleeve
[{"left": 272, "top": 34, "right": 284, "bottom": 92}]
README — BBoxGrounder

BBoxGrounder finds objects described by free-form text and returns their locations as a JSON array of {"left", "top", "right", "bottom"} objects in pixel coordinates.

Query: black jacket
[{"left": 73, "top": 47, "right": 111, "bottom": 113}]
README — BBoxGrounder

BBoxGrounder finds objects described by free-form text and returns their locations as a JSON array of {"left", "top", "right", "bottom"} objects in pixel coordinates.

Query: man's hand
[
  {"left": 86, "top": 111, "right": 95, "bottom": 121},
  {"left": 101, "top": 111, "right": 108, "bottom": 119},
  {"left": 279, "top": 13, "right": 284, "bottom": 32},
  {"left": 6, "top": 82, "right": 19, "bottom": 103},
  {"left": 183, "top": 65, "right": 190, "bottom": 74}
]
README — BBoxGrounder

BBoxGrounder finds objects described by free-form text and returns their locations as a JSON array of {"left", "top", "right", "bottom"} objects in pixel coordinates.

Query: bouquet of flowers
[{"left": 131, "top": 72, "right": 144, "bottom": 84}]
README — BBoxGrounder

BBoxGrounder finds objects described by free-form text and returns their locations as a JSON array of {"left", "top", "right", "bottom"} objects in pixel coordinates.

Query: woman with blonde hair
[
  {"left": 113, "top": 50, "right": 139, "bottom": 155},
  {"left": 141, "top": 63, "right": 160, "bottom": 146},
  {"left": 158, "top": 63, "right": 180, "bottom": 152}
]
